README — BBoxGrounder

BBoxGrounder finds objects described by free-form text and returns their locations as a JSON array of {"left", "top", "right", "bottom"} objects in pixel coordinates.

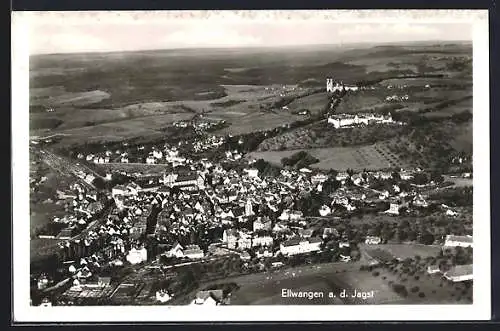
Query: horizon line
[{"left": 29, "top": 39, "right": 472, "bottom": 57}]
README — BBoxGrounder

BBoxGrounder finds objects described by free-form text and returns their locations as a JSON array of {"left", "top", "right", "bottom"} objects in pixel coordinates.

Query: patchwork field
[
  {"left": 335, "top": 83, "right": 471, "bottom": 117},
  {"left": 249, "top": 144, "right": 408, "bottom": 171},
  {"left": 285, "top": 92, "right": 329, "bottom": 116},
  {"left": 30, "top": 83, "right": 317, "bottom": 145},
  {"left": 359, "top": 265, "right": 472, "bottom": 304},
  {"left": 29, "top": 42, "right": 472, "bottom": 149},
  {"left": 342, "top": 43, "right": 471, "bottom": 76},
  {"left": 201, "top": 262, "right": 408, "bottom": 305},
  {"left": 362, "top": 244, "right": 443, "bottom": 261}
]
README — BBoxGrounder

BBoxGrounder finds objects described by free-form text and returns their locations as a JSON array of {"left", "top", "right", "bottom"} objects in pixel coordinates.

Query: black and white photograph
[{"left": 11, "top": 10, "right": 490, "bottom": 322}]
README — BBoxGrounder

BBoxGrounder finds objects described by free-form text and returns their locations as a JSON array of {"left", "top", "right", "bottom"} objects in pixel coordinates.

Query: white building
[
  {"left": 311, "top": 173, "right": 329, "bottom": 184},
  {"left": 152, "top": 150, "right": 163, "bottom": 159},
  {"left": 238, "top": 237, "right": 252, "bottom": 250},
  {"left": 319, "top": 205, "right": 332, "bottom": 217},
  {"left": 365, "top": 236, "right": 382, "bottom": 245},
  {"left": 190, "top": 290, "right": 223, "bottom": 305},
  {"left": 256, "top": 248, "right": 273, "bottom": 258},
  {"left": 163, "top": 172, "right": 204, "bottom": 190},
  {"left": 245, "top": 200, "right": 255, "bottom": 217},
  {"left": 444, "top": 235, "right": 473, "bottom": 248},
  {"left": 146, "top": 156, "right": 156, "bottom": 164},
  {"left": 222, "top": 229, "right": 238, "bottom": 249},
  {"left": 253, "top": 218, "right": 271, "bottom": 231},
  {"left": 183, "top": 245, "right": 205, "bottom": 259},
  {"left": 339, "top": 241, "right": 350, "bottom": 248},
  {"left": 443, "top": 264, "right": 473, "bottom": 282},
  {"left": 243, "top": 168, "right": 259, "bottom": 178},
  {"left": 126, "top": 247, "right": 148, "bottom": 265},
  {"left": 112, "top": 185, "right": 135, "bottom": 198},
  {"left": 280, "top": 237, "right": 322, "bottom": 256},
  {"left": 335, "top": 172, "right": 350, "bottom": 181},
  {"left": 385, "top": 203, "right": 400, "bottom": 215},
  {"left": 84, "top": 174, "right": 96, "bottom": 184},
  {"left": 327, "top": 113, "right": 395, "bottom": 129},
  {"left": 427, "top": 265, "right": 441, "bottom": 274},
  {"left": 252, "top": 236, "right": 274, "bottom": 247},
  {"left": 156, "top": 290, "right": 172, "bottom": 303},
  {"left": 340, "top": 254, "right": 352, "bottom": 262},
  {"left": 326, "top": 78, "right": 358, "bottom": 93},
  {"left": 166, "top": 243, "right": 185, "bottom": 258}
]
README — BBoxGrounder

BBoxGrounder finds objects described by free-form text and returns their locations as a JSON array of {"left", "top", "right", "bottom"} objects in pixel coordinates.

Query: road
[
  {"left": 30, "top": 133, "right": 72, "bottom": 141},
  {"left": 36, "top": 148, "right": 104, "bottom": 190}
]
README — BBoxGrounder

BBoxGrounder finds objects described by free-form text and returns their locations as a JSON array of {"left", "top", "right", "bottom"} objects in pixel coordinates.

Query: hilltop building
[
  {"left": 327, "top": 113, "right": 396, "bottom": 129},
  {"left": 326, "top": 78, "right": 359, "bottom": 93}
]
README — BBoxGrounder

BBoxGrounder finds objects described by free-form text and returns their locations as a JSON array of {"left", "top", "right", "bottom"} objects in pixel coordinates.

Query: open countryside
[{"left": 29, "top": 27, "right": 474, "bottom": 309}]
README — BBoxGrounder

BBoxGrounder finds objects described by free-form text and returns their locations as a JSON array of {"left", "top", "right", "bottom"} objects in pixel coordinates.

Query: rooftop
[
  {"left": 446, "top": 235, "right": 473, "bottom": 243},
  {"left": 445, "top": 264, "right": 473, "bottom": 277}
]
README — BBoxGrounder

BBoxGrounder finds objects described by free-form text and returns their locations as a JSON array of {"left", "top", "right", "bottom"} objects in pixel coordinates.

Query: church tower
[
  {"left": 326, "top": 78, "right": 334, "bottom": 92},
  {"left": 245, "top": 199, "right": 254, "bottom": 216}
]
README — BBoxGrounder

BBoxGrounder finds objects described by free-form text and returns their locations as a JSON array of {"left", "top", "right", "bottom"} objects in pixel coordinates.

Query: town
[{"left": 30, "top": 77, "right": 473, "bottom": 306}]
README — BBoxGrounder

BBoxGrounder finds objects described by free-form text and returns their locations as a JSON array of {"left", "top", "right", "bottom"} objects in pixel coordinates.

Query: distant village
[{"left": 32, "top": 132, "right": 472, "bottom": 306}]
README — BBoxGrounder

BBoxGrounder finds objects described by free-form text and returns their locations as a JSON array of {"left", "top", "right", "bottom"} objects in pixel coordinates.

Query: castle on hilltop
[{"left": 326, "top": 78, "right": 359, "bottom": 93}]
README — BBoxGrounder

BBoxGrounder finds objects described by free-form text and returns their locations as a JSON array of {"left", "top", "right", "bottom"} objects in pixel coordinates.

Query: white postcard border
[{"left": 12, "top": 10, "right": 490, "bottom": 322}]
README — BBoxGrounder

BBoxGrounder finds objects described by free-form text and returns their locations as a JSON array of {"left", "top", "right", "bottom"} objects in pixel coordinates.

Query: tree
[
  {"left": 420, "top": 232, "right": 435, "bottom": 245},
  {"left": 92, "top": 177, "right": 107, "bottom": 190},
  {"left": 392, "top": 171, "right": 401, "bottom": 181},
  {"left": 430, "top": 172, "right": 444, "bottom": 183},
  {"left": 322, "top": 178, "right": 341, "bottom": 194},
  {"left": 350, "top": 249, "right": 361, "bottom": 261},
  {"left": 407, "top": 230, "right": 417, "bottom": 242},
  {"left": 413, "top": 173, "right": 429, "bottom": 185},
  {"left": 392, "top": 284, "right": 408, "bottom": 297}
]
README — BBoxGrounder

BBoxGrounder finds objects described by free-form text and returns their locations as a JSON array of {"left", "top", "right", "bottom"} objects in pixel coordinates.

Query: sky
[{"left": 18, "top": 12, "right": 473, "bottom": 55}]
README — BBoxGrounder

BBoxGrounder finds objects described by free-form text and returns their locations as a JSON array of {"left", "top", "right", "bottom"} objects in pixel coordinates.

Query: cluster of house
[
  {"left": 78, "top": 143, "right": 189, "bottom": 167},
  {"left": 385, "top": 94, "right": 410, "bottom": 102},
  {"left": 52, "top": 147, "right": 464, "bottom": 271},
  {"left": 173, "top": 118, "right": 226, "bottom": 132},
  {"left": 142, "top": 146, "right": 187, "bottom": 165},
  {"left": 34, "top": 127, "right": 474, "bottom": 306},
  {"left": 327, "top": 112, "right": 401, "bottom": 129},
  {"left": 165, "top": 243, "right": 205, "bottom": 259},
  {"left": 55, "top": 200, "right": 153, "bottom": 268},
  {"left": 192, "top": 135, "right": 226, "bottom": 153},
  {"left": 38, "top": 184, "right": 105, "bottom": 239},
  {"left": 386, "top": 84, "right": 432, "bottom": 90},
  {"left": 425, "top": 235, "right": 473, "bottom": 282},
  {"left": 190, "top": 289, "right": 227, "bottom": 305}
]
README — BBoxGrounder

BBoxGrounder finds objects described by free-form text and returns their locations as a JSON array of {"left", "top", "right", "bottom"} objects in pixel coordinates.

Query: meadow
[
  {"left": 361, "top": 244, "right": 443, "bottom": 261},
  {"left": 29, "top": 42, "right": 472, "bottom": 150},
  {"left": 202, "top": 261, "right": 407, "bottom": 305},
  {"left": 249, "top": 144, "right": 406, "bottom": 171}
]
